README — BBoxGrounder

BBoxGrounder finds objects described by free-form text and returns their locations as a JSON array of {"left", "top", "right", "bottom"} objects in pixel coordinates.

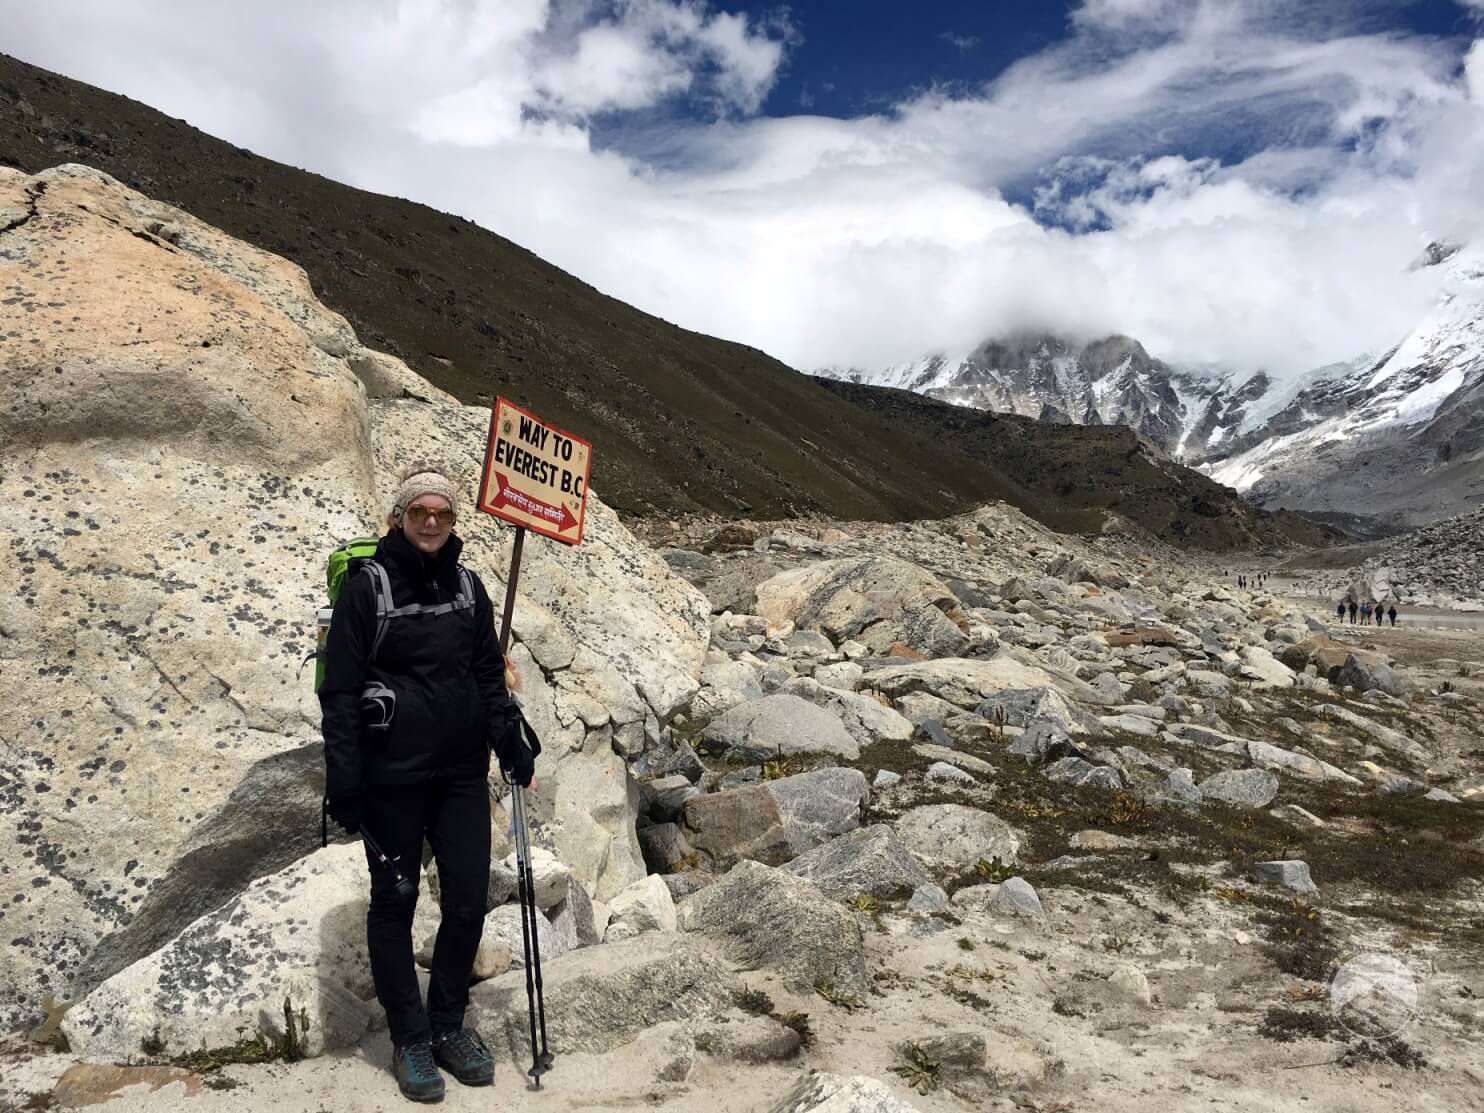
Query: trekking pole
[
  {"left": 514, "top": 783, "right": 554, "bottom": 1070},
  {"left": 360, "top": 827, "right": 417, "bottom": 902},
  {"left": 510, "top": 783, "right": 550, "bottom": 1086}
]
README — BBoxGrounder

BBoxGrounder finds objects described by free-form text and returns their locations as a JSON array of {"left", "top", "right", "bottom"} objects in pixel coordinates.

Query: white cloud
[
  {"left": 5, "top": 0, "right": 1484, "bottom": 379},
  {"left": 1469, "top": 38, "right": 1484, "bottom": 104}
]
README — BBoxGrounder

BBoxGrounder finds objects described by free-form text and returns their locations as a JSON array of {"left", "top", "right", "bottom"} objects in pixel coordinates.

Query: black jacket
[{"left": 320, "top": 529, "right": 513, "bottom": 793}]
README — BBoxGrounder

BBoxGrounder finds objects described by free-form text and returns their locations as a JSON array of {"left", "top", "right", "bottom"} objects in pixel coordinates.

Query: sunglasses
[{"left": 404, "top": 504, "right": 456, "bottom": 526}]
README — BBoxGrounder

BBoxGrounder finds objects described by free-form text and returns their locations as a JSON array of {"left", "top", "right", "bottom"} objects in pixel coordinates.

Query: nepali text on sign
[{"left": 477, "top": 398, "right": 592, "bottom": 545}]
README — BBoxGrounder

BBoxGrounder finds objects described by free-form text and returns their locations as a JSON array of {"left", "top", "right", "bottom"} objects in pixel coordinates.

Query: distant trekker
[
  {"left": 1361, "top": 601, "right": 1372, "bottom": 625},
  {"left": 1388, "top": 604, "right": 1398, "bottom": 626},
  {"left": 1348, "top": 600, "right": 1358, "bottom": 623},
  {"left": 1336, "top": 601, "right": 1346, "bottom": 622}
]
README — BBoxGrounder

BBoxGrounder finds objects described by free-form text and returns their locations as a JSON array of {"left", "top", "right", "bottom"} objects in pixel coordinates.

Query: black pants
[{"left": 362, "top": 777, "right": 491, "bottom": 1047}]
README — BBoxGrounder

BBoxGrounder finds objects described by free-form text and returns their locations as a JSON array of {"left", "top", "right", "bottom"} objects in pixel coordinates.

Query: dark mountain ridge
[{"left": 0, "top": 52, "right": 1330, "bottom": 549}]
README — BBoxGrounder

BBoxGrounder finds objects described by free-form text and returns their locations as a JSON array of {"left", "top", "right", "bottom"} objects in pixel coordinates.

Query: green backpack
[{"left": 308, "top": 537, "right": 475, "bottom": 692}]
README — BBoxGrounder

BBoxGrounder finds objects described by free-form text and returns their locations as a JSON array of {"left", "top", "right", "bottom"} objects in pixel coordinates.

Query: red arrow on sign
[{"left": 490, "top": 471, "right": 578, "bottom": 532}]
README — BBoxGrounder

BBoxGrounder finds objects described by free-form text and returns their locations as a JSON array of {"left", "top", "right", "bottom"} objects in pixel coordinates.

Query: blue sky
[
  {"left": 7, "top": 1, "right": 1484, "bottom": 376},
  {"left": 745, "top": 1, "right": 1477, "bottom": 119},
  {"left": 747, "top": 2, "right": 1077, "bottom": 117}
]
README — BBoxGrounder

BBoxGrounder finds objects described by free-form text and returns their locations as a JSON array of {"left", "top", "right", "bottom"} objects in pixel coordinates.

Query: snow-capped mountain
[
  {"left": 823, "top": 335, "right": 1197, "bottom": 455},
  {"left": 818, "top": 334, "right": 1315, "bottom": 463},
  {"left": 1203, "top": 242, "right": 1484, "bottom": 524},
  {"left": 821, "top": 241, "right": 1483, "bottom": 527}
]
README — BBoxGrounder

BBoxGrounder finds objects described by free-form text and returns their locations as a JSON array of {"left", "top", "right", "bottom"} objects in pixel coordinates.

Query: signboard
[{"left": 478, "top": 397, "right": 592, "bottom": 545}]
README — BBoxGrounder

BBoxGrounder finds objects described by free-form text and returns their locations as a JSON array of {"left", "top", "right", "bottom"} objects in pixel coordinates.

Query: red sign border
[{"left": 477, "top": 396, "right": 592, "bottom": 546}]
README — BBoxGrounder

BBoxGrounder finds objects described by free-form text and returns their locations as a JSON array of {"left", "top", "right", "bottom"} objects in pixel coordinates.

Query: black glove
[
  {"left": 492, "top": 705, "right": 539, "bottom": 787},
  {"left": 326, "top": 792, "right": 364, "bottom": 834}
]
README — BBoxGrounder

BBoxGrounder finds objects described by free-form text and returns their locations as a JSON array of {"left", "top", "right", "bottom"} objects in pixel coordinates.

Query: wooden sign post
[{"left": 477, "top": 398, "right": 593, "bottom": 654}]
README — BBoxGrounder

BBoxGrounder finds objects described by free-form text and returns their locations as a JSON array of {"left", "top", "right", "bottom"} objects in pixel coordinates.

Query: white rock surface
[
  {"left": 769, "top": 1072, "right": 925, "bottom": 1113},
  {"left": 62, "top": 843, "right": 373, "bottom": 1058},
  {"left": 603, "top": 875, "right": 679, "bottom": 941},
  {"left": 0, "top": 164, "right": 714, "bottom": 1026},
  {"left": 499, "top": 846, "right": 571, "bottom": 910},
  {"left": 893, "top": 804, "right": 1021, "bottom": 871}
]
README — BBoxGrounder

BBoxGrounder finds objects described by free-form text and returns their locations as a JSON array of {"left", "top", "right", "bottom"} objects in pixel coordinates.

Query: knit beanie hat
[{"left": 392, "top": 466, "right": 459, "bottom": 518}]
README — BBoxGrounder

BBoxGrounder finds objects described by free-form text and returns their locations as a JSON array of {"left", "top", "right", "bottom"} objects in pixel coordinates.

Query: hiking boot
[
  {"left": 392, "top": 1041, "right": 445, "bottom": 1103},
  {"left": 432, "top": 1027, "right": 495, "bottom": 1086}
]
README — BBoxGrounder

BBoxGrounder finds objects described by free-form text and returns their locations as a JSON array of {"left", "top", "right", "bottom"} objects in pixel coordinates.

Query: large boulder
[
  {"left": 753, "top": 557, "right": 958, "bottom": 643},
  {"left": 767, "top": 767, "right": 871, "bottom": 852},
  {"left": 891, "top": 604, "right": 970, "bottom": 658},
  {"left": 691, "top": 657, "right": 766, "bottom": 723},
  {"left": 784, "top": 824, "right": 932, "bottom": 901},
  {"left": 769, "top": 1072, "right": 925, "bottom": 1113},
  {"left": 682, "top": 783, "right": 795, "bottom": 872},
  {"left": 975, "top": 687, "right": 1098, "bottom": 735},
  {"left": 1237, "top": 646, "right": 1296, "bottom": 688},
  {"left": 893, "top": 805, "right": 1022, "bottom": 872},
  {"left": 780, "top": 677, "right": 914, "bottom": 749},
  {"left": 62, "top": 843, "right": 373, "bottom": 1059},
  {"left": 602, "top": 875, "right": 678, "bottom": 941},
  {"left": 1198, "top": 769, "right": 1280, "bottom": 808},
  {"left": 864, "top": 657, "right": 1093, "bottom": 711},
  {"left": 0, "top": 165, "right": 709, "bottom": 1028},
  {"left": 1330, "top": 654, "right": 1412, "bottom": 698},
  {"left": 701, "top": 694, "right": 861, "bottom": 762},
  {"left": 677, "top": 861, "right": 869, "bottom": 998},
  {"left": 1043, "top": 756, "right": 1123, "bottom": 789},
  {"left": 483, "top": 902, "right": 572, "bottom": 969},
  {"left": 682, "top": 784, "right": 793, "bottom": 869},
  {"left": 468, "top": 934, "right": 734, "bottom": 1060},
  {"left": 680, "top": 768, "right": 869, "bottom": 868}
]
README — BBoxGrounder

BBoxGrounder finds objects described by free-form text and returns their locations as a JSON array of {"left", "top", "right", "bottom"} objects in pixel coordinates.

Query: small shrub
[
  {"left": 956, "top": 936, "right": 976, "bottom": 952},
  {"left": 1051, "top": 994, "right": 1088, "bottom": 1018},
  {"left": 1256, "top": 898, "right": 1340, "bottom": 983},
  {"left": 733, "top": 987, "right": 774, "bottom": 1016},
  {"left": 169, "top": 996, "right": 311, "bottom": 1074},
  {"left": 947, "top": 964, "right": 995, "bottom": 984},
  {"left": 1105, "top": 792, "right": 1153, "bottom": 828},
  {"left": 1339, "top": 1037, "right": 1427, "bottom": 1070},
  {"left": 814, "top": 978, "right": 863, "bottom": 1011},
  {"left": 778, "top": 1010, "right": 814, "bottom": 1048},
  {"left": 1258, "top": 1006, "right": 1343, "bottom": 1043},
  {"left": 847, "top": 891, "right": 886, "bottom": 932},
  {"left": 890, "top": 1043, "right": 942, "bottom": 1095},
  {"left": 175, "top": 1035, "right": 277, "bottom": 1074},
  {"left": 761, "top": 758, "right": 798, "bottom": 781},
  {"left": 974, "top": 856, "right": 1013, "bottom": 883},
  {"left": 987, "top": 704, "right": 1008, "bottom": 739}
]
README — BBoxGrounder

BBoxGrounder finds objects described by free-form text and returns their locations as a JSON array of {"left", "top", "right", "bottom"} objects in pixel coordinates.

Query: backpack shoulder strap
[{"left": 361, "top": 561, "right": 395, "bottom": 662}]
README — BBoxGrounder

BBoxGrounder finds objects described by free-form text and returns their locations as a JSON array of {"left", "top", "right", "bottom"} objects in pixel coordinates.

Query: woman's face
[{"left": 400, "top": 494, "right": 455, "bottom": 555}]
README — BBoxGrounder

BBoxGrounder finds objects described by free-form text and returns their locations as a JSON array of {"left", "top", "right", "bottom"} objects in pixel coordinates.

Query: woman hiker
[{"left": 320, "top": 464, "right": 536, "bottom": 1103}]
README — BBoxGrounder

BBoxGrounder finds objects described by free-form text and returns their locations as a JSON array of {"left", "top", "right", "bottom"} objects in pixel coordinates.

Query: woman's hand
[{"left": 504, "top": 655, "right": 523, "bottom": 693}]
